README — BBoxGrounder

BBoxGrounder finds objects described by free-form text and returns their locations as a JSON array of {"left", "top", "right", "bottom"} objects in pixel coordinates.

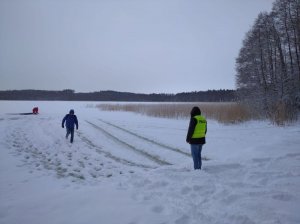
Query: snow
[{"left": 0, "top": 101, "right": 299, "bottom": 224}]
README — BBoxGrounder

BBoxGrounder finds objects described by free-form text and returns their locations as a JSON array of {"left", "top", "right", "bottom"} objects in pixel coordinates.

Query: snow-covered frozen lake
[{"left": 0, "top": 101, "right": 299, "bottom": 224}]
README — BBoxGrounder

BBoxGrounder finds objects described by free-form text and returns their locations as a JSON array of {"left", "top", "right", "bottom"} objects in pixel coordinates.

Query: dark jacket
[
  {"left": 186, "top": 107, "right": 207, "bottom": 144},
  {"left": 62, "top": 114, "right": 78, "bottom": 129}
]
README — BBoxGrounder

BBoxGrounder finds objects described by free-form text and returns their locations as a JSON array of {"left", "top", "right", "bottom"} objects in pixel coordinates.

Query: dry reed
[{"left": 97, "top": 102, "right": 254, "bottom": 123}]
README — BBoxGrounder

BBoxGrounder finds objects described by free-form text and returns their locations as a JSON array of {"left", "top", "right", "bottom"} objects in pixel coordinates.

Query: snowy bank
[{"left": 0, "top": 101, "right": 299, "bottom": 224}]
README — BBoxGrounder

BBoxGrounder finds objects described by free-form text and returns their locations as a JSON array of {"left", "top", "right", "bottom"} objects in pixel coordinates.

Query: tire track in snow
[
  {"left": 86, "top": 120, "right": 172, "bottom": 166},
  {"left": 77, "top": 131, "right": 154, "bottom": 169},
  {"left": 98, "top": 119, "right": 190, "bottom": 157},
  {"left": 98, "top": 119, "right": 210, "bottom": 161}
]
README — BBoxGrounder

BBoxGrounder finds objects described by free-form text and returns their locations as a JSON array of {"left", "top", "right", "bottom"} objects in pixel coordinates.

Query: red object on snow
[{"left": 32, "top": 107, "right": 39, "bottom": 114}]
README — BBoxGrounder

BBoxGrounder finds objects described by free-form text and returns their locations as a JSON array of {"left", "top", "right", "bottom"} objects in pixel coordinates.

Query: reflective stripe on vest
[{"left": 191, "top": 115, "right": 207, "bottom": 138}]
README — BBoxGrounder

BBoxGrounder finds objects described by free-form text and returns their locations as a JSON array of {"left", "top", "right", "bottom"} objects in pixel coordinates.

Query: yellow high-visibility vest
[{"left": 191, "top": 115, "right": 207, "bottom": 138}]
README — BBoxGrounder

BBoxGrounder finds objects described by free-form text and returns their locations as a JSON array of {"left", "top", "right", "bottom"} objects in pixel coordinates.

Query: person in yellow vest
[{"left": 186, "top": 106, "right": 207, "bottom": 170}]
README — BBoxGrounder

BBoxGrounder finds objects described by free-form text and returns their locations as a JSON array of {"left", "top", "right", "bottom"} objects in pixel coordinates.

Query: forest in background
[
  {"left": 0, "top": 89, "right": 236, "bottom": 102},
  {"left": 2, "top": 0, "right": 299, "bottom": 124}
]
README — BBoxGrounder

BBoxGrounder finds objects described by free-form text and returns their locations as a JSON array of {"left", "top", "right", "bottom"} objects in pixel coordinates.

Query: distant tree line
[
  {"left": 236, "top": 0, "right": 300, "bottom": 123},
  {"left": 0, "top": 89, "right": 236, "bottom": 102}
]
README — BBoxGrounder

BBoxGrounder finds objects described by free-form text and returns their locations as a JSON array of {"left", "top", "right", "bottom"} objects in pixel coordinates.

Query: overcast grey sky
[{"left": 0, "top": 0, "right": 274, "bottom": 93}]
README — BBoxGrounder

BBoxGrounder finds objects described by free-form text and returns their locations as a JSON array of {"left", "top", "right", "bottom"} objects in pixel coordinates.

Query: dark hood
[{"left": 190, "top": 106, "right": 201, "bottom": 117}]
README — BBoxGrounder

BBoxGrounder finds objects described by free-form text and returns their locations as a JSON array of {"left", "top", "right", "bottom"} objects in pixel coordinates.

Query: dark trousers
[
  {"left": 66, "top": 128, "right": 74, "bottom": 143},
  {"left": 191, "top": 144, "right": 203, "bottom": 170}
]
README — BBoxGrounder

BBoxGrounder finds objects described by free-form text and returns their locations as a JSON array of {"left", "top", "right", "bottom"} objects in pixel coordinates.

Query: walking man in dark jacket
[
  {"left": 186, "top": 106, "right": 207, "bottom": 170},
  {"left": 62, "top": 109, "right": 78, "bottom": 143}
]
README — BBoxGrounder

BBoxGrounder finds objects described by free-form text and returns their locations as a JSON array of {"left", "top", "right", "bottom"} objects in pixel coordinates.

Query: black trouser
[{"left": 66, "top": 128, "right": 75, "bottom": 143}]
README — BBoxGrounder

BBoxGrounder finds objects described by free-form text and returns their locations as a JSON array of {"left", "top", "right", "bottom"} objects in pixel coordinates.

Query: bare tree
[{"left": 236, "top": 0, "right": 300, "bottom": 124}]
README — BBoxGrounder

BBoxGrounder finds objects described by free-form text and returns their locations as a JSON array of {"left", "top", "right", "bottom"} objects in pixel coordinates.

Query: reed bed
[{"left": 97, "top": 102, "right": 254, "bottom": 123}]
